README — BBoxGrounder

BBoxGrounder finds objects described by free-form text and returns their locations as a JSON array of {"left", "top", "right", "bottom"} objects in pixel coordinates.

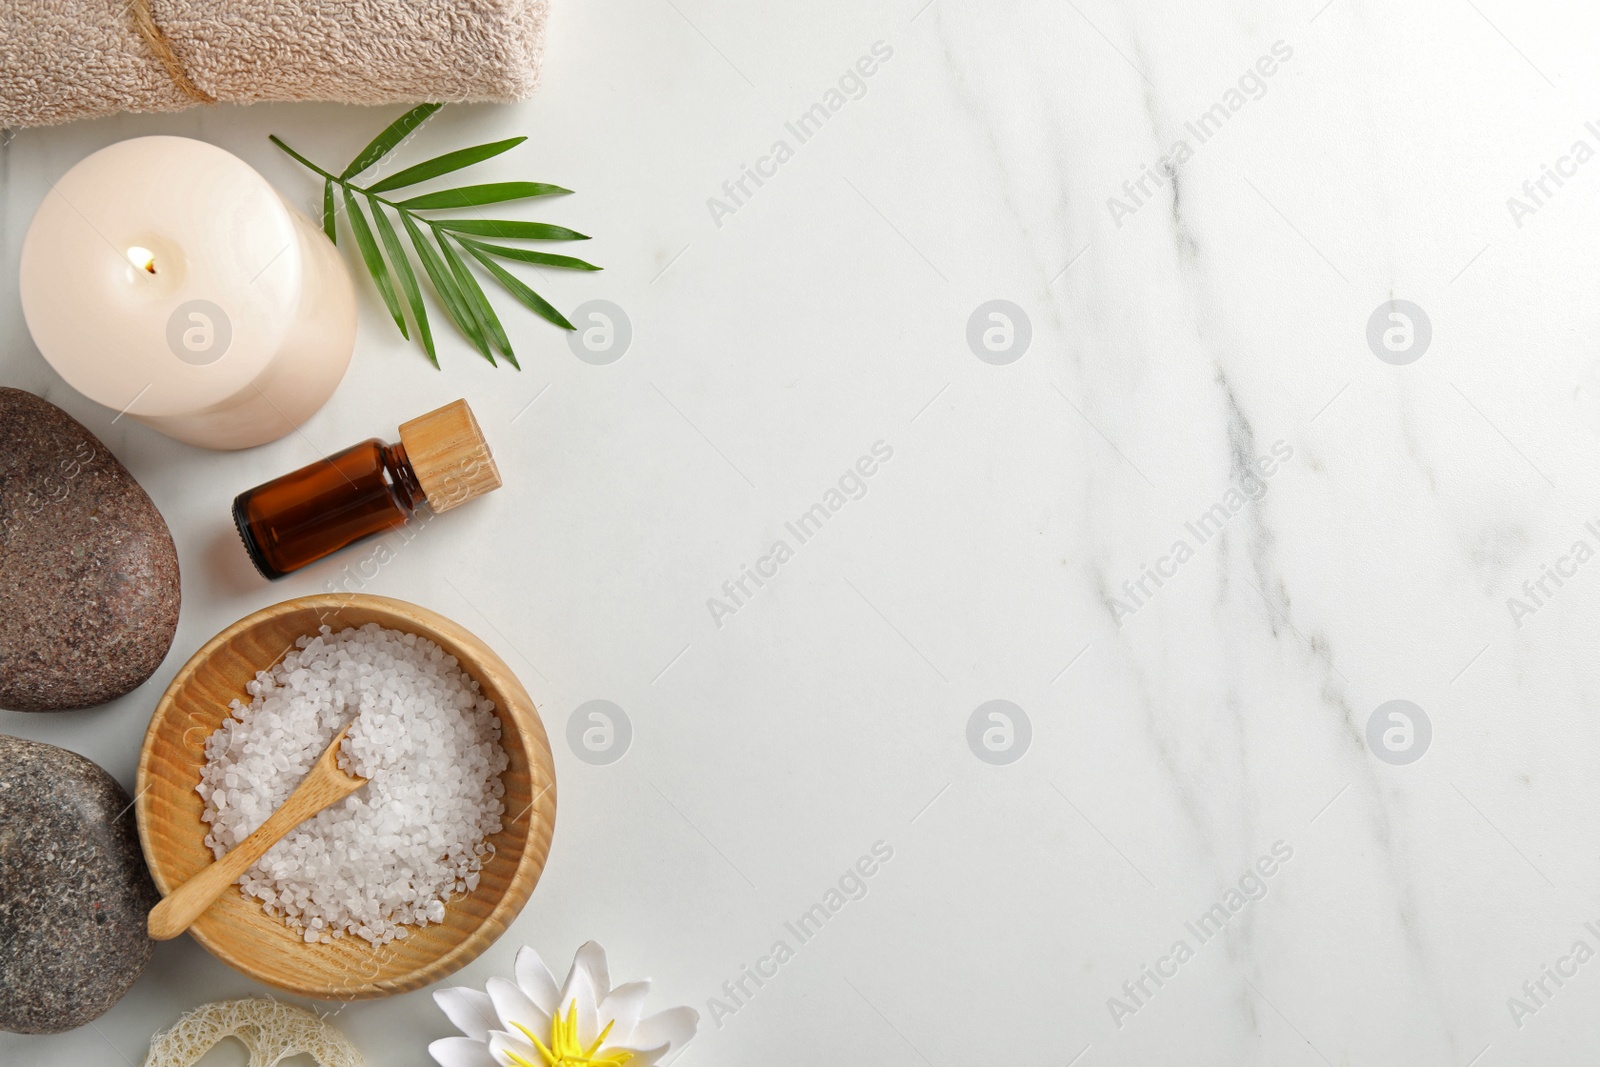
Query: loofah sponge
[{"left": 142, "top": 998, "right": 364, "bottom": 1067}]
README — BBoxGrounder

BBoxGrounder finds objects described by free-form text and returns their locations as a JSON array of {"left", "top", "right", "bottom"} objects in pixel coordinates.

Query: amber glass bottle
[{"left": 233, "top": 399, "right": 501, "bottom": 579}]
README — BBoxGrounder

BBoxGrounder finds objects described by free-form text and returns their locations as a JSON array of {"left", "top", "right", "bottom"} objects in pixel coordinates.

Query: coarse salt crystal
[{"left": 196, "top": 624, "right": 508, "bottom": 945}]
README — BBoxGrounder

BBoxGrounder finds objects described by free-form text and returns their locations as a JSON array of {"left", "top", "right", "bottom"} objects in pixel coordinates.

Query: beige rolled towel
[{"left": 0, "top": 0, "right": 548, "bottom": 129}]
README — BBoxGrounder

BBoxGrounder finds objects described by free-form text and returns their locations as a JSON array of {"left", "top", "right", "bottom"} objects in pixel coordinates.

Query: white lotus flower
[{"left": 430, "top": 942, "right": 698, "bottom": 1067}]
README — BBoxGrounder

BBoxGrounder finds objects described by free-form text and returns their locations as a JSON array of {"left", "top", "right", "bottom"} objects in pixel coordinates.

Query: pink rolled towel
[{"left": 0, "top": 0, "right": 548, "bottom": 128}]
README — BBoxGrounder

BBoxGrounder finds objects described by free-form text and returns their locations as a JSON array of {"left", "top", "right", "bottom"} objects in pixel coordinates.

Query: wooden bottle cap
[{"left": 397, "top": 399, "right": 502, "bottom": 512}]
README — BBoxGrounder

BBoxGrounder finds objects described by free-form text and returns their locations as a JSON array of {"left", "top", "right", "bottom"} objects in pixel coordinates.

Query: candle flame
[{"left": 126, "top": 246, "right": 157, "bottom": 274}]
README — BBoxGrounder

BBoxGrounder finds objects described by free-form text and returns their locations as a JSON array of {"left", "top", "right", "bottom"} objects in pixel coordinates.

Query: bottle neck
[{"left": 382, "top": 442, "right": 428, "bottom": 509}]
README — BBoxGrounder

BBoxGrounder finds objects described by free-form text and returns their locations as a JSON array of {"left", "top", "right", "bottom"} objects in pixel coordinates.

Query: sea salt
[{"left": 196, "top": 624, "right": 509, "bottom": 945}]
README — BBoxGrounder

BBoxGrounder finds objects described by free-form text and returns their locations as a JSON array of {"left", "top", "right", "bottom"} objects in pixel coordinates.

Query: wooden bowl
[{"left": 135, "top": 593, "right": 556, "bottom": 999}]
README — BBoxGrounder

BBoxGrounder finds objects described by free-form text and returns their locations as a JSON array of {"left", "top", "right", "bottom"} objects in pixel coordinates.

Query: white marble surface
[{"left": 6, "top": 0, "right": 1600, "bottom": 1063}]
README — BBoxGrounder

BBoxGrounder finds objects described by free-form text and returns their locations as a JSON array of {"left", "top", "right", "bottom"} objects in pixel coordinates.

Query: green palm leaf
[
  {"left": 435, "top": 219, "right": 589, "bottom": 241},
  {"left": 268, "top": 135, "right": 324, "bottom": 176},
  {"left": 341, "top": 103, "right": 442, "bottom": 180},
  {"left": 368, "top": 198, "right": 435, "bottom": 367},
  {"left": 402, "top": 213, "right": 490, "bottom": 361},
  {"left": 272, "top": 106, "right": 597, "bottom": 367},
  {"left": 322, "top": 180, "right": 336, "bottom": 243},
  {"left": 342, "top": 188, "right": 406, "bottom": 338},
  {"left": 438, "top": 234, "right": 515, "bottom": 368},
  {"left": 465, "top": 245, "right": 575, "bottom": 331},
  {"left": 458, "top": 238, "right": 600, "bottom": 271},
  {"left": 397, "top": 183, "right": 571, "bottom": 210},
  {"left": 367, "top": 138, "right": 528, "bottom": 193}
]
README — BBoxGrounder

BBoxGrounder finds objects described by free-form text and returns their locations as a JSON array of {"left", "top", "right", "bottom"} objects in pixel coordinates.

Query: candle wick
[{"left": 126, "top": 245, "right": 158, "bottom": 275}]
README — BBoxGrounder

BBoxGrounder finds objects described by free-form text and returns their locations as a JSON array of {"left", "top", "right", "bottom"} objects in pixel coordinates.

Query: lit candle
[{"left": 19, "top": 136, "right": 357, "bottom": 450}]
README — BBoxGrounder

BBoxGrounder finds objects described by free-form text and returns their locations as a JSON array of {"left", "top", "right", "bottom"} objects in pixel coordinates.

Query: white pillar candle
[{"left": 19, "top": 136, "right": 357, "bottom": 450}]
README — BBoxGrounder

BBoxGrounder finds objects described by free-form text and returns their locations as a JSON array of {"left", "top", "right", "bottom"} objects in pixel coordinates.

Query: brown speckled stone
[
  {"left": 0, "top": 734, "right": 159, "bottom": 1034},
  {"left": 0, "top": 388, "right": 180, "bottom": 711}
]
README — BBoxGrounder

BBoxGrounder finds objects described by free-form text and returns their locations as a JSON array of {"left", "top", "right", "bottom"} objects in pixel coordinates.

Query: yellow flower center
[{"left": 504, "top": 1002, "right": 633, "bottom": 1067}]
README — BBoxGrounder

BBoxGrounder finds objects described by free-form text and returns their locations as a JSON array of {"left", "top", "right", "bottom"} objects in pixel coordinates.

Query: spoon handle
[{"left": 148, "top": 730, "right": 365, "bottom": 940}]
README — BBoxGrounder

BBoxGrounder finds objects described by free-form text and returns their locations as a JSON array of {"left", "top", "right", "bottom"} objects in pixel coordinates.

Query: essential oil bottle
[{"left": 233, "top": 399, "right": 501, "bottom": 579}]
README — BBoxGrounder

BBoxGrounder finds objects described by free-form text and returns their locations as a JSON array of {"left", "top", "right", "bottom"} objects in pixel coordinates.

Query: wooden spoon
[{"left": 148, "top": 722, "right": 368, "bottom": 941}]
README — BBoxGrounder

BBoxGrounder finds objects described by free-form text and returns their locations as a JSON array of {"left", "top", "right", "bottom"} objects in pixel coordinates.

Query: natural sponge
[{"left": 142, "top": 998, "right": 363, "bottom": 1067}]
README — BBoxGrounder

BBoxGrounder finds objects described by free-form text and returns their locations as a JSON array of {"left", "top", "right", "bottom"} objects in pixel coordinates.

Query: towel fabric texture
[{"left": 1, "top": 0, "right": 548, "bottom": 128}]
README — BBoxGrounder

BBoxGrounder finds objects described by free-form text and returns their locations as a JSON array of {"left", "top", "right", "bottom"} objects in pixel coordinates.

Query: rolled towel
[{"left": 0, "top": 0, "right": 548, "bottom": 129}]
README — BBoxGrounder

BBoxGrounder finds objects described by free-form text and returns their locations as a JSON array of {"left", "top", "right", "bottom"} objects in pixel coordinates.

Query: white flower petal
[
  {"left": 573, "top": 940, "right": 611, "bottom": 999},
  {"left": 555, "top": 959, "right": 600, "bottom": 1047},
  {"left": 611, "top": 1049, "right": 662, "bottom": 1067},
  {"left": 598, "top": 979, "right": 651, "bottom": 1046},
  {"left": 628, "top": 1006, "right": 699, "bottom": 1055},
  {"left": 617, "top": 1042, "right": 671, "bottom": 1067},
  {"left": 448, "top": 943, "right": 695, "bottom": 1067},
  {"left": 434, "top": 987, "right": 499, "bottom": 1041},
  {"left": 429, "top": 1037, "right": 500, "bottom": 1067},
  {"left": 514, "top": 944, "right": 561, "bottom": 1015},
  {"left": 487, "top": 1029, "right": 540, "bottom": 1066},
  {"left": 487, "top": 976, "right": 550, "bottom": 1038}
]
